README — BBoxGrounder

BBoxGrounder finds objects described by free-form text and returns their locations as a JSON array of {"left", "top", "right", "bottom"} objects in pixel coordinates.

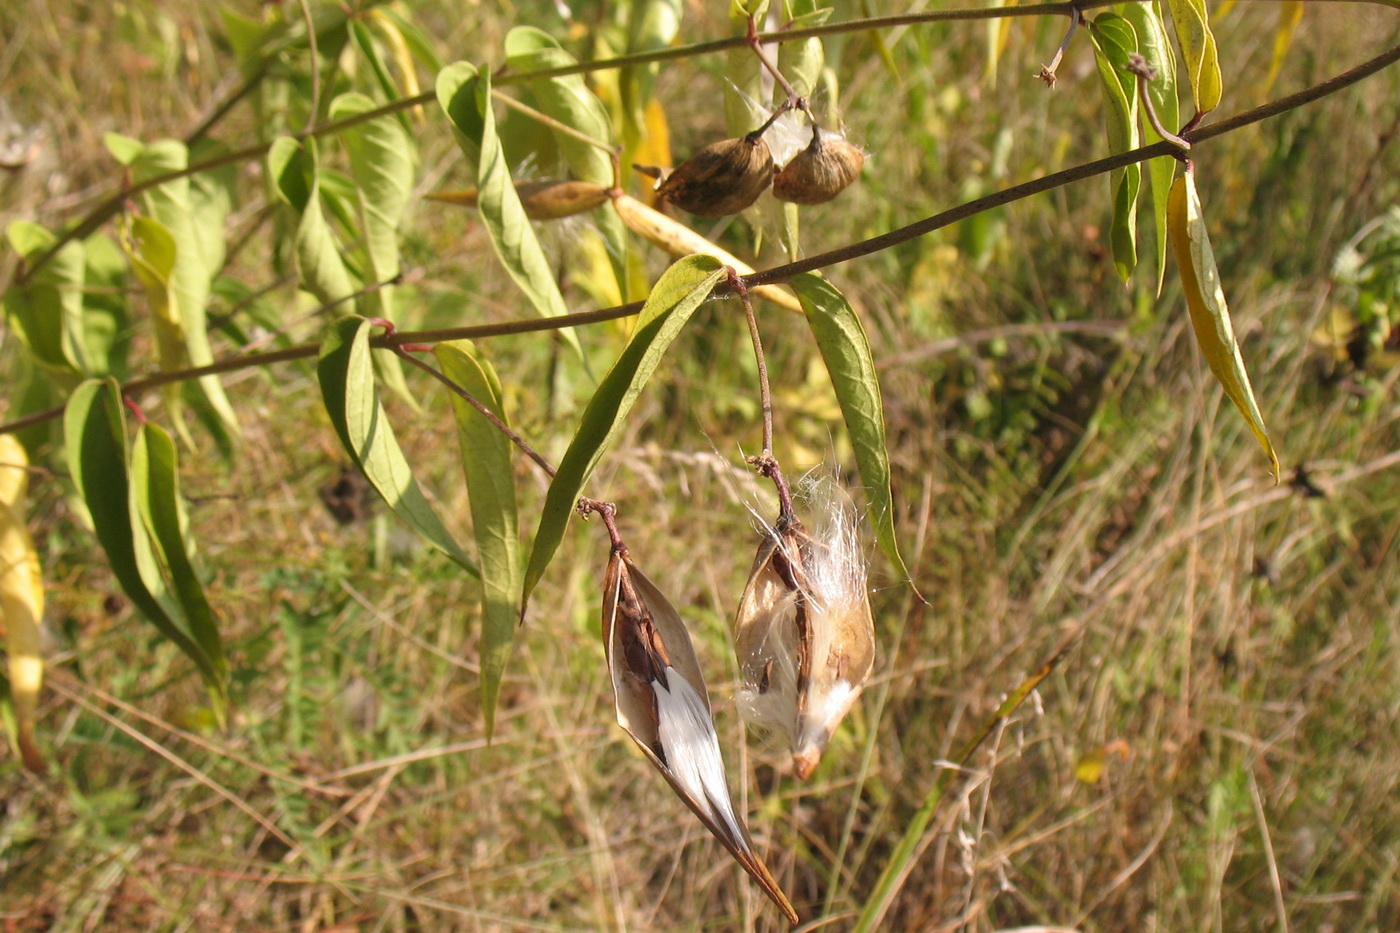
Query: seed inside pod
[
  {"left": 772, "top": 125, "right": 865, "bottom": 206},
  {"left": 656, "top": 133, "right": 774, "bottom": 218}
]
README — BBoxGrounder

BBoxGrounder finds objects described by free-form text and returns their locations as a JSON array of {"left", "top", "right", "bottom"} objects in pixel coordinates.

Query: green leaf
[
  {"left": 348, "top": 21, "right": 410, "bottom": 129},
  {"left": 434, "top": 342, "right": 522, "bottom": 739},
  {"left": 103, "top": 132, "right": 144, "bottom": 166},
  {"left": 1089, "top": 14, "right": 1142, "bottom": 282},
  {"left": 620, "top": 0, "right": 682, "bottom": 150},
  {"left": 268, "top": 137, "right": 361, "bottom": 311},
  {"left": 317, "top": 316, "right": 479, "bottom": 575},
  {"left": 436, "top": 63, "right": 582, "bottom": 359},
  {"left": 1120, "top": 2, "right": 1180, "bottom": 295},
  {"left": 330, "top": 92, "right": 418, "bottom": 405},
  {"left": 503, "top": 27, "right": 630, "bottom": 296},
  {"left": 4, "top": 221, "right": 89, "bottom": 376},
  {"left": 521, "top": 256, "right": 725, "bottom": 612},
  {"left": 122, "top": 216, "right": 193, "bottom": 385},
  {"left": 1166, "top": 0, "right": 1222, "bottom": 116},
  {"left": 131, "top": 422, "right": 226, "bottom": 687},
  {"left": 778, "top": 3, "right": 831, "bottom": 99},
  {"left": 130, "top": 140, "right": 240, "bottom": 454},
  {"left": 790, "top": 272, "right": 908, "bottom": 581},
  {"left": 63, "top": 379, "right": 227, "bottom": 722},
  {"left": 81, "top": 233, "right": 131, "bottom": 378},
  {"left": 1168, "top": 167, "right": 1281, "bottom": 480}
]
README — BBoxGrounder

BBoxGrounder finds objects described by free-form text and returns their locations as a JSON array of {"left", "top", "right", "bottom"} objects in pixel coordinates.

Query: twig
[
  {"left": 576, "top": 498, "right": 626, "bottom": 553},
  {"left": 1127, "top": 53, "right": 1191, "bottom": 151},
  {"left": 391, "top": 345, "right": 558, "bottom": 479},
  {"left": 1036, "top": 6, "right": 1081, "bottom": 88}
]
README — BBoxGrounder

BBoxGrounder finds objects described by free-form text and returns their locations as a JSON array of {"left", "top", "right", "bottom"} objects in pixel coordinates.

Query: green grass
[{"left": 3, "top": 1, "right": 1400, "bottom": 931}]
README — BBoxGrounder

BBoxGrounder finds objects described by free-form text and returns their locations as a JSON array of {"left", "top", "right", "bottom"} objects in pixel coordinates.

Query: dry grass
[{"left": 3, "top": 2, "right": 1399, "bottom": 931}]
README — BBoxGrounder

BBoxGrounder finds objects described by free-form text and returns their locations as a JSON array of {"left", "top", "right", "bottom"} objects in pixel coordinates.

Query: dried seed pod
[
  {"left": 772, "top": 126, "right": 865, "bottom": 206},
  {"left": 734, "top": 479, "right": 875, "bottom": 779},
  {"left": 426, "top": 179, "right": 610, "bottom": 220},
  {"left": 656, "top": 133, "right": 774, "bottom": 217},
  {"left": 601, "top": 546, "right": 799, "bottom": 924}
]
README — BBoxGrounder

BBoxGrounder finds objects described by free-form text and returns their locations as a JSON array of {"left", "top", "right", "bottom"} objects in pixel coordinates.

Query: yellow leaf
[
  {"left": 1168, "top": 167, "right": 1281, "bottom": 481},
  {"left": 0, "top": 435, "right": 46, "bottom": 773},
  {"left": 1167, "top": 0, "right": 1223, "bottom": 115},
  {"left": 1259, "top": 2, "right": 1304, "bottom": 98}
]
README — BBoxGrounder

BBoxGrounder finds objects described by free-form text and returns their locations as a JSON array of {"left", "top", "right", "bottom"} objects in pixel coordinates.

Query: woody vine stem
[{"left": 3, "top": 16, "right": 1400, "bottom": 438}]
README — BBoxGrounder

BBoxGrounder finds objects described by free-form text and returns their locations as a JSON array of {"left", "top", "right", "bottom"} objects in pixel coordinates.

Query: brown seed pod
[
  {"left": 656, "top": 133, "right": 774, "bottom": 217},
  {"left": 772, "top": 126, "right": 865, "bottom": 206},
  {"left": 425, "top": 179, "right": 609, "bottom": 221}
]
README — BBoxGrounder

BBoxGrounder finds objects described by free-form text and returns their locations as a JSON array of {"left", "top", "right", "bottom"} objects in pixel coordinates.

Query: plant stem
[
  {"left": 1127, "top": 53, "right": 1190, "bottom": 151},
  {"left": 12, "top": 0, "right": 1394, "bottom": 285},
  {"left": 392, "top": 347, "right": 558, "bottom": 479},
  {"left": 1036, "top": 5, "right": 1081, "bottom": 88},
  {"left": 4, "top": 37, "right": 1398, "bottom": 438},
  {"left": 491, "top": 90, "right": 618, "bottom": 160},
  {"left": 746, "top": 14, "right": 802, "bottom": 108},
  {"left": 576, "top": 498, "right": 626, "bottom": 553}
]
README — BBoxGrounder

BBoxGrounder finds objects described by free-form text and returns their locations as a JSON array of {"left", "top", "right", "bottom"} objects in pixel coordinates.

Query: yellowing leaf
[
  {"left": 1259, "top": 2, "right": 1304, "bottom": 98},
  {"left": 0, "top": 435, "right": 44, "bottom": 772},
  {"left": 1168, "top": 168, "right": 1281, "bottom": 481},
  {"left": 1166, "top": 0, "right": 1222, "bottom": 116}
]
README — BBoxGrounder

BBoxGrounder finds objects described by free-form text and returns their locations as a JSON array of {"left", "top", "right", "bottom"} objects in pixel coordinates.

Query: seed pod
[
  {"left": 656, "top": 133, "right": 774, "bottom": 217},
  {"left": 772, "top": 126, "right": 865, "bottom": 206},
  {"left": 601, "top": 547, "right": 798, "bottom": 924},
  {"left": 426, "top": 179, "right": 610, "bottom": 220},
  {"left": 734, "top": 479, "right": 875, "bottom": 779}
]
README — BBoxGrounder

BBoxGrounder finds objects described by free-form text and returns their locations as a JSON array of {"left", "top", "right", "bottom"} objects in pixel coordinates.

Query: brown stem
[
  {"left": 729, "top": 267, "right": 775, "bottom": 459},
  {"left": 5, "top": 38, "right": 1399, "bottom": 438},
  {"left": 1036, "top": 6, "right": 1081, "bottom": 88},
  {"left": 747, "top": 14, "right": 802, "bottom": 107},
  {"left": 392, "top": 347, "right": 558, "bottom": 479},
  {"left": 1127, "top": 53, "right": 1190, "bottom": 151},
  {"left": 577, "top": 498, "right": 626, "bottom": 553}
]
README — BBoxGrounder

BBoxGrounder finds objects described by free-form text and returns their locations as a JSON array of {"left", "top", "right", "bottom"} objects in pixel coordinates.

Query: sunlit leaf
[
  {"left": 434, "top": 342, "right": 522, "bottom": 739},
  {"left": 1120, "top": 2, "right": 1180, "bottom": 295},
  {"left": 131, "top": 422, "right": 226, "bottom": 693},
  {"left": 317, "top": 316, "right": 479, "bottom": 575},
  {"left": 790, "top": 272, "right": 908, "bottom": 580},
  {"left": 0, "top": 435, "right": 46, "bottom": 772},
  {"left": 1166, "top": 0, "right": 1222, "bottom": 116},
  {"left": 778, "top": 1, "right": 830, "bottom": 99},
  {"left": 330, "top": 91, "right": 418, "bottom": 405},
  {"left": 435, "top": 63, "right": 583, "bottom": 360},
  {"left": 1168, "top": 167, "right": 1281, "bottom": 480},
  {"left": 620, "top": 0, "right": 682, "bottom": 154},
  {"left": 1089, "top": 13, "right": 1142, "bottom": 282},
  {"left": 268, "top": 136, "right": 360, "bottom": 311},
  {"left": 130, "top": 140, "right": 241, "bottom": 454},
  {"left": 521, "top": 256, "right": 725, "bottom": 613},
  {"left": 348, "top": 21, "right": 412, "bottom": 131},
  {"left": 63, "top": 378, "right": 228, "bottom": 722},
  {"left": 4, "top": 220, "right": 89, "bottom": 376}
]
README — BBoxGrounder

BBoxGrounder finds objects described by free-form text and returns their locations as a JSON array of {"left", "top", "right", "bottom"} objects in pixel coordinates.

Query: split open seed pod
[
  {"left": 656, "top": 133, "right": 774, "bottom": 217},
  {"left": 602, "top": 547, "right": 799, "bottom": 924},
  {"left": 772, "top": 126, "right": 865, "bottom": 206},
  {"left": 733, "top": 482, "right": 875, "bottom": 779}
]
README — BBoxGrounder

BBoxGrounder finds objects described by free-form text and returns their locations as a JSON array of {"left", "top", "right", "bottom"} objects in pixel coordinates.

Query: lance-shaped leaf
[
  {"left": 504, "top": 26, "right": 631, "bottom": 297},
  {"left": 317, "top": 316, "right": 479, "bottom": 575},
  {"left": 435, "top": 62, "right": 583, "bottom": 360},
  {"left": 789, "top": 272, "right": 908, "bottom": 580},
  {"left": 4, "top": 220, "right": 89, "bottom": 376},
  {"left": 1121, "top": 2, "right": 1180, "bottom": 295},
  {"left": 130, "top": 140, "right": 241, "bottom": 454},
  {"left": 521, "top": 256, "right": 725, "bottom": 612},
  {"left": 735, "top": 478, "right": 876, "bottom": 780},
  {"left": 620, "top": 0, "right": 682, "bottom": 153},
  {"left": 268, "top": 137, "right": 360, "bottom": 311},
  {"left": 131, "top": 422, "right": 226, "bottom": 690},
  {"left": 1168, "top": 167, "right": 1281, "bottom": 480},
  {"left": 778, "top": 1, "right": 830, "bottom": 100},
  {"left": 1166, "top": 0, "right": 1222, "bottom": 116},
  {"left": 330, "top": 92, "right": 418, "bottom": 406},
  {"left": 63, "top": 379, "right": 228, "bottom": 722},
  {"left": 1089, "top": 13, "right": 1142, "bottom": 283},
  {"left": 0, "top": 435, "right": 46, "bottom": 772},
  {"left": 601, "top": 548, "right": 798, "bottom": 923},
  {"left": 434, "top": 342, "right": 521, "bottom": 739}
]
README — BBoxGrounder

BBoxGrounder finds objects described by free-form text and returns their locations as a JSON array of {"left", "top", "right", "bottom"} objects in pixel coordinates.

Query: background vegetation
[{"left": 2, "top": 1, "right": 1398, "bottom": 930}]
